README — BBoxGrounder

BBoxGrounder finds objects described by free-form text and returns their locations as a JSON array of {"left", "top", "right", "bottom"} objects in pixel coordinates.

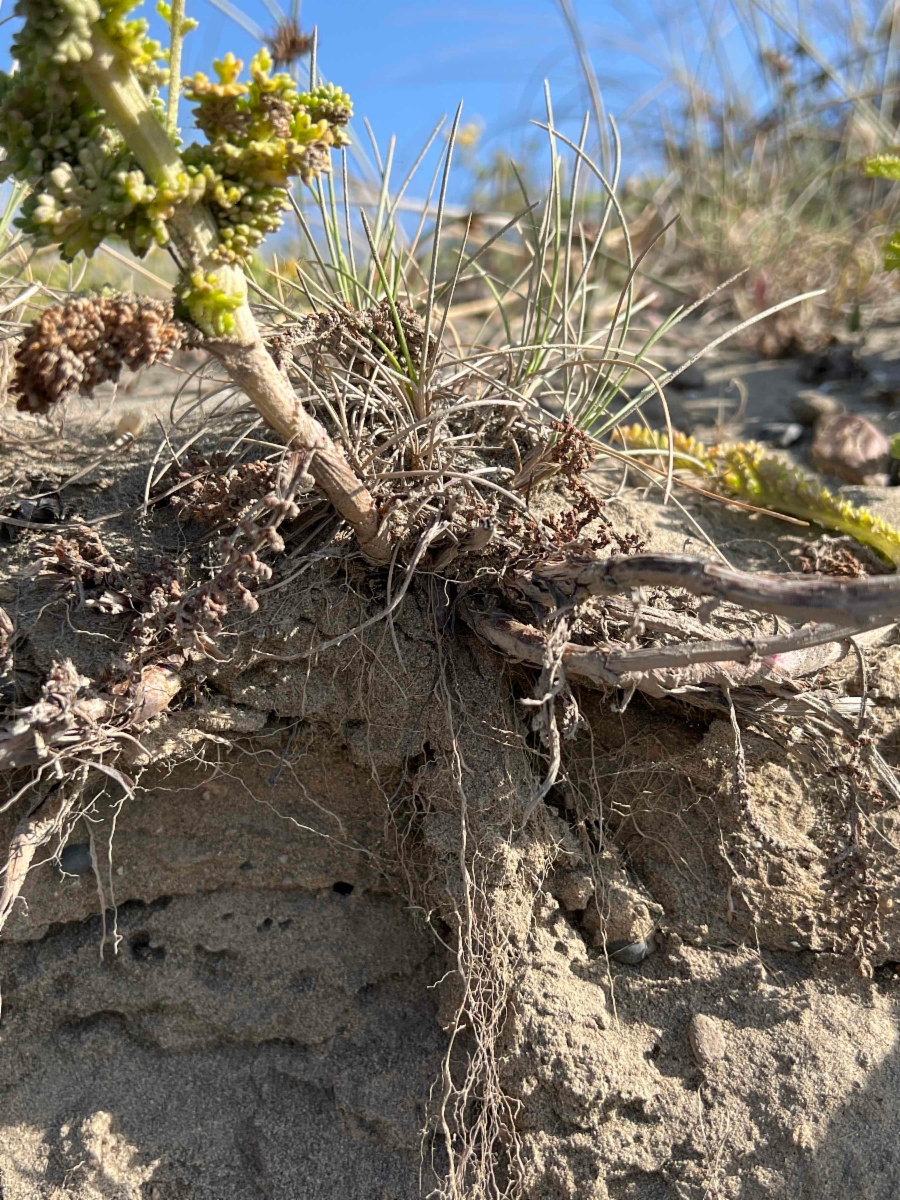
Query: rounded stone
[
  {"left": 811, "top": 413, "right": 889, "bottom": 484},
  {"left": 608, "top": 937, "right": 656, "bottom": 965},
  {"left": 688, "top": 1013, "right": 726, "bottom": 1070}
]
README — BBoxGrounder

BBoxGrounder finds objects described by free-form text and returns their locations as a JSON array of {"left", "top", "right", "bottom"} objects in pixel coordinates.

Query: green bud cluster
[
  {"left": 0, "top": 1, "right": 351, "bottom": 271},
  {"left": 0, "top": 0, "right": 186, "bottom": 258},
  {"left": 182, "top": 51, "right": 353, "bottom": 262},
  {"left": 176, "top": 267, "right": 245, "bottom": 336},
  {"left": 100, "top": 0, "right": 166, "bottom": 83},
  {"left": 19, "top": 0, "right": 100, "bottom": 66}
]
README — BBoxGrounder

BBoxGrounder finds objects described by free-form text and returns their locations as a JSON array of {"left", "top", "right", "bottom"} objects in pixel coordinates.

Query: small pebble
[
  {"left": 758, "top": 421, "right": 804, "bottom": 448},
  {"left": 608, "top": 936, "right": 656, "bottom": 965},
  {"left": 688, "top": 1013, "right": 726, "bottom": 1071},
  {"left": 811, "top": 413, "right": 889, "bottom": 484}
]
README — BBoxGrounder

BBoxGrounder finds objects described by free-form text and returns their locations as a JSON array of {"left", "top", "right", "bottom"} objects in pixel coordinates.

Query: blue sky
[
  {"left": 178, "top": 0, "right": 742, "bottom": 192},
  {"left": 187, "top": 1, "right": 649, "bottom": 160},
  {"left": 161, "top": 1, "right": 660, "bottom": 177},
  {"left": 0, "top": 0, "right": 855, "bottom": 182},
  {"left": 0, "top": 0, "right": 656, "bottom": 194}
]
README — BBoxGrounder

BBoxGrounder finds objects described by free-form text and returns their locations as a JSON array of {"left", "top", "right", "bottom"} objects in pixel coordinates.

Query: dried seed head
[
  {"left": 155, "top": 452, "right": 279, "bottom": 530},
  {"left": 265, "top": 19, "right": 314, "bottom": 69},
  {"left": 257, "top": 92, "right": 294, "bottom": 140},
  {"left": 13, "top": 295, "right": 191, "bottom": 414},
  {"left": 274, "top": 299, "right": 433, "bottom": 378}
]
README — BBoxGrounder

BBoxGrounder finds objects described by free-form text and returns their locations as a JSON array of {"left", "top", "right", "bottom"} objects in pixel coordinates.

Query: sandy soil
[{"left": 1, "top": 332, "right": 900, "bottom": 1199}]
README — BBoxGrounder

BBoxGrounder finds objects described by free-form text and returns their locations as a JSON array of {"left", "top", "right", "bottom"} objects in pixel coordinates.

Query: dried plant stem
[
  {"left": 0, "top": 785, "right": 73, "bottom": 936},
  {"left": 465, "top": 604, "right": 859, "bottom": 700},
  {"left": 203, "top": 338, "right": 388, "bottom": 557},
  {"left": 529, "top": 552, "right": 900, "bottom": 626},
  {"left": 0, "top": 665, "right": 182, "bottom": 772},
  {"left": 462, "top": 605, "right": 880, "bottom": 698},
  {"left": 81, "top": 32, "right": 390, "bottom": 563}
]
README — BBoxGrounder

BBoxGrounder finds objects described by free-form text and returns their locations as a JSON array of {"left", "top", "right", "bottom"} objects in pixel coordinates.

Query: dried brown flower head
[
  {"left": 40, "top": 525, "right": 120, "bottom": 588},
  {"left": 265, "top": 18, "right": 314, "bottom": 69},
  {"left": 13, "top": 295, "right": 192, "bottom": 414},
  {"left": 257, "top": 92, "right": 294, "bottom": 140},
  {"left": 548, "top": 418, "right": 597, "bottom": 479},
  {"left": 155, "top": 452, "right": 279, "bottom": 530}
]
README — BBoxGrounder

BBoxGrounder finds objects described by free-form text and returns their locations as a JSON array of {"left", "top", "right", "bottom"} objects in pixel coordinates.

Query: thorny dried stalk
[{"left": 527, "top": 552, "right": 900, "bottom": 628}]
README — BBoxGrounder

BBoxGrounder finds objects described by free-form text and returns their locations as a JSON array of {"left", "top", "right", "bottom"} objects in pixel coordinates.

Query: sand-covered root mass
[{"left": 1, "top": 391, "right": 900, "bottom": 1200}]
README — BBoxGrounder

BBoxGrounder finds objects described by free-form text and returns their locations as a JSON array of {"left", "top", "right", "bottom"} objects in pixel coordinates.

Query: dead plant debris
[{"left": 13, "top": 295, "right": 191, "bottom": 415}]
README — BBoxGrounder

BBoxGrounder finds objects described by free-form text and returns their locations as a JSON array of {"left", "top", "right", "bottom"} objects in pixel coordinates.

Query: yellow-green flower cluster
[
  {"left": 717, "top": 442, "right": 900, "bottom": 566},
  {"left": 182, "top": 51, "right": 353, "bottom": 262},
  {"left": 0, "top": 0, "right": 181, "bottom": 258},
  {"left": 0, "top": 1, "right": 351, "bottom": 267},
  {"left": 177, "top": 267, "right": 245, "bottom": 337},
  {"left": 618, "top": 423, "right": 900, "bottom": 566}
]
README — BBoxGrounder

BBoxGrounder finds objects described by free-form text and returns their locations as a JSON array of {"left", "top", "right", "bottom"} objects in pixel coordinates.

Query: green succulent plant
[
  {"left": 0, "top": 0, "right": 352, "bottom": 332},
  {"left": 618, "top": 424, "right": 900, "bottom": 567},
  {"left": 0, "top": 0, "right": 389, "bottom": 561}
]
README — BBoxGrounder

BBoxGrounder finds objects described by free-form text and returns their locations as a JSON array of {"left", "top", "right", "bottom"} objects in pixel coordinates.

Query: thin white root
[{"left": 0, "top": 662, "right": 184, "bottom": 937}]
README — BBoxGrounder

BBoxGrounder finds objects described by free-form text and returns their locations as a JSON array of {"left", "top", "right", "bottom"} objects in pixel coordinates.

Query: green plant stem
[
  {"left": 81, "top": 30, "right": 390, "bottom": 562},
  {"left": 166, "top": 0, "right": 186, "bottom": 138},
  {"left": 83, "top": 30, "right": 186, "bottom": 194}
]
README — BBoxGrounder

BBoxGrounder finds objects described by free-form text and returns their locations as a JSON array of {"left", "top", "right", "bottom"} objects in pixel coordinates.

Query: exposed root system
[{"left": 3, "top": 295, "right": 900, "bottom": 1199}]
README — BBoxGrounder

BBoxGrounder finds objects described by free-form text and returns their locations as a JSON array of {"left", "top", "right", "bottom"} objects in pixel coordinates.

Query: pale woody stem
[{"left": 80, "top": 31, "right": 391, "bottom": 562}]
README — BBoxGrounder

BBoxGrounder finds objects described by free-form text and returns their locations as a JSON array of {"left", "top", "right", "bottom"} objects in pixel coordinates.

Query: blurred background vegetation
[{"left": 3, "top": 0, "right": 900, "bottom": 348}]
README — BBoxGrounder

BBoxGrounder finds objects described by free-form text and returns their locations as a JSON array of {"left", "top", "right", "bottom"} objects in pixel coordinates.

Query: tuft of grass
[
  {"left": 623, "top": 1, "right": 900, "bottom": 339},
  {"left": 451, "top": 0, "right": 900, "bottom": 349}
]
